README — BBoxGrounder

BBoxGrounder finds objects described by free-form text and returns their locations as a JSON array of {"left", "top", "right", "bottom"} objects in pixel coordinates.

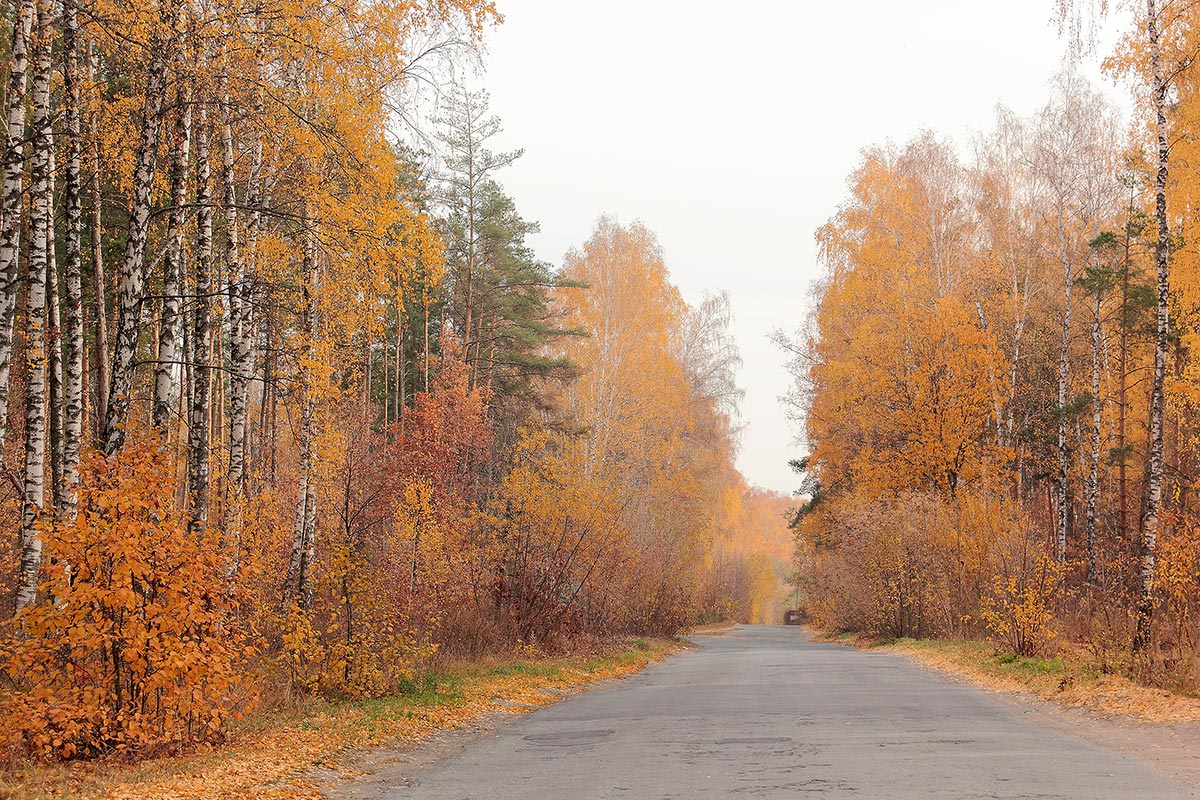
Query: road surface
[{"left": 388, "top": 625, "right": 1194, "bottom": 799}]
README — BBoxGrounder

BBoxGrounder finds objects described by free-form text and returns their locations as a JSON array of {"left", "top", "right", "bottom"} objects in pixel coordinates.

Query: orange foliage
[{"left": 0, "top": 440, "right": 248, "bottom": 760}]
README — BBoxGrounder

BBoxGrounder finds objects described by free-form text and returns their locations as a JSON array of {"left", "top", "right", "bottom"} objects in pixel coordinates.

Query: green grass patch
[
  {"left": 394, "top": 671, "right": 461, "bottom": 702},
  {"left": 484, "top": 662, "right": 565, "bottom": 679},
  {"left": 882, "top": 636, "right": 1084, "bottom": 686},
  {"left": 582, "top": 639, "right": 667, "bottom": 673},
  {"left": 989, "top": 651, "right": 1066, "bottom": 676}
]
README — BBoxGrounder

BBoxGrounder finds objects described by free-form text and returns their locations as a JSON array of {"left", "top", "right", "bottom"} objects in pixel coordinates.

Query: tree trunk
[
  {"left": 222, "top": 87, "right": 251, "bottom": 496},
  {"left": 152, "top": 77, "right": 192, "bottom": 433},
  {"left": 61, "top": 0, "right": 85, "bottom": 519},
  {"left": 0, "top": 0, "right": 34, "bottom": 461},
  {"left": 16, "top": 0, "right": 54, "bottom": 611},
  {"left": 1055, "top": 232, "right": 1073, "bottom": 563},
  {"left": 1119, "top": 218, "right": 1131, "bottom": 546},
  {"left": 286, "top": 207, "right": 319, "bottom": 610},
  {"left": 89, "top": 39, "right": 109, "bottom": 443},
  {"left": 1086, "top": 291, "right": 1102, "bottom": 584},
  {"left": 398, "top": 316, "right": 408, "bottom": 422},
  {"left": 187, "top": 99, "right": 214, "bottom": 539},
  {"left": 975, "top": 301, "right": 1005, "bottom": 447},
  {"left": 102, "top": 7, "right": 179, "bottom": 454},
  {"left": 239, "top": 71, "right": 265, "bottom": 487},
  {"left": 1134, "top": 0, "right": 1169, "bottom": 654},
  {"left": 46, "top": 157, "right": 63, "bottom": 512},
  {"left": 423, "top": 295, "right": 430, "bottom": 391}
]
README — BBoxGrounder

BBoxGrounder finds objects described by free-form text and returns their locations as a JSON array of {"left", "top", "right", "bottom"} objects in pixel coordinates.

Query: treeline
[
  {"left": 0, "top": 0, "right": 791, "bottom": 761},
  {"left": 784, "top": 3, "right": 1200, "bottom": 688}
]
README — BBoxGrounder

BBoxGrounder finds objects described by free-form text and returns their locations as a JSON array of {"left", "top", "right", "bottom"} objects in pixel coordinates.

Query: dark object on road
[{"left": 783, "top": 609, "right": 803, "bottom": 625}]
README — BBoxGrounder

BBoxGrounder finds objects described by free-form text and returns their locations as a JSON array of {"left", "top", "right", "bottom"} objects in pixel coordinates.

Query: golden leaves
[{"left": 1, "top": 437, "right": 250, "bottom": 760}]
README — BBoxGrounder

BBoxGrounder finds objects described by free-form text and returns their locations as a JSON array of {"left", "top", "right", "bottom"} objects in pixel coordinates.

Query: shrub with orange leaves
[{"left": 0, "top": 441, "right": 251, "bottom": 760}]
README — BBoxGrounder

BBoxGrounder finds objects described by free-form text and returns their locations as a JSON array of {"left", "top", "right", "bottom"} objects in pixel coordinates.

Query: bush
[
  {"left": 981, "top": 551, "right": 1063, "bottom": 657},
  {"left": 0, "top": 442, "right": 250, "bottom": 759}
]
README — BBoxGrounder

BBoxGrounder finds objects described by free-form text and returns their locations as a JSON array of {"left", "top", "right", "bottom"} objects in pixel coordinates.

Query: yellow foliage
[{"left": 981, "top": 553, "right": 1064, "bottom": 657}]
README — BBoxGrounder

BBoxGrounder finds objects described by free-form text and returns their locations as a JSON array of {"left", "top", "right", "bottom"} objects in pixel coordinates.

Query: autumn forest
[
  {"left": 785, "top": 1, "right": 1200, "bottom": 694},
  {"left": 2, "top": 0, "right": 1200, "bottom": 786},
  {"left": 0, "top": 0, "right": 793, "bottom": 763}
]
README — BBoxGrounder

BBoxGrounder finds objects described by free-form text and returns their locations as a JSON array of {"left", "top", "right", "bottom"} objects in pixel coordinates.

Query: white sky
[{"left": 476, "top": 0, "right": 1130, "bottom": 495}]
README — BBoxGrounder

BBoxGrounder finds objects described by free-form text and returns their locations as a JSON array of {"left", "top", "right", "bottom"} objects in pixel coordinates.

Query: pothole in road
[{"left": 522, "top": 728, "right": 616, "bottom": 746}]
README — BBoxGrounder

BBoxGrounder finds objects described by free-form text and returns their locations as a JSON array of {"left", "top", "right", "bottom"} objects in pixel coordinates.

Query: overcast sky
[{"left": 474, "top": 1, "right": 1129, "bottom": 494}]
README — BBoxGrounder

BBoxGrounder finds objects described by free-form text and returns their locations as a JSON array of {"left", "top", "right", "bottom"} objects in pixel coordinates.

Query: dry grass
[
  {"left": 2, "top": 638, "right": 681, "bottom": 800},
  {"left": 814, "top": 628, "right": 1200, "bottom": 723}
]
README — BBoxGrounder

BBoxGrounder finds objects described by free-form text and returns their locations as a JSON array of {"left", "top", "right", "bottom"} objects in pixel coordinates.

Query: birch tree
[
  {"left": 1025, "top": 72, "right": 1120, "bottom": 562},
  {"left": 187, "top": 100, "right": 214, "bottom": 538},
  {"left": 152, "top": 73, "right": 193, "bottom": 435},
  {"left": 102, "top": 2, "right": 183, "bottom": 454},
  {"left": 1080, "top": 235, "right": 1118, "bottom": 584},
  {"left": 1134, "top": 0, "right": 1170, "bottom": 652},
  {"left": 88, "top": 40, "right": 109, "bottom": 440},
  {"left": 286, "top": 210, "right": 320, "bottom": 610},
  {"left": 221, "top": 72, "right": 250, "bottom": 494},
  {"left": 16, "top": 0, "right": 55, "bottom": 611},
  {"left": 61, "top": 0, "right": 86, "bottom": 517},
  {"left": 0, "top": 0, "right": 34, "bottom": 459}
]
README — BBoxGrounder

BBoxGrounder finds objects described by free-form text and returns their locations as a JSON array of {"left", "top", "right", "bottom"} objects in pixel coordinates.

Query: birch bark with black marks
[
  {"left": 236, "top": 65, "right": 265, "bottom": 491},
  {"left": 47, "top": 156, "right": 63, "bottom": 511},
  {"left": 221, "top": 82, "right": 250, "bottom": 496},
  {"left": 1134, "top": 0, "right": 1170, "bottom": 653},
  {"left": 187, "top": 100, "right": 214, "bottom": 539},
  {"left": 102, "top": 3, "right": 181, "bottom": 454},
  {"left": 152, "top": 76, "right": 192, "bottom": 434},
  {"left": 0, "top": 0, "right": 34, "bottom": 460},
  {"left": 16, "top": 0, "right": 55, "bottom": 611},
  {"left": 61, "top": 0, "right": 85, "bottom": 518}
]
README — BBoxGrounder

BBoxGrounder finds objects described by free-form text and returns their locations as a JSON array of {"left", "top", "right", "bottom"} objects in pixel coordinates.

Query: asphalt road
[{"left": 393, "top": 625, "right": 1193, "bottom": 799}]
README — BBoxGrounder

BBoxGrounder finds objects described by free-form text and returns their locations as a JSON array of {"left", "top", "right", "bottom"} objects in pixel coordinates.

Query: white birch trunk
[
  {"left": 16, "top": 0, "right": 54, "bottom": 611},
  {"left": 102, "top": 5, "right": 180, "bottom": 454},
  {"left": 0, "top": 0, "right": 34, "bottom": 460},
  {"left": 187, "top": 100, "right": 214, "bottom": 539},
  {"left": 61, "top": 0, "right": 85, "bottom": 518},
  {"left": 1134, "top": 0, "right": 1169, "bottom": 652},
  {"left": 152, "top": 79, "right": 192, "bottom": 433},
  {"left": 220, "top": 87, "right": 249, "bottom": 494},
  {"left": 46, "top": 136, "right": 62, "bottom": 512}
]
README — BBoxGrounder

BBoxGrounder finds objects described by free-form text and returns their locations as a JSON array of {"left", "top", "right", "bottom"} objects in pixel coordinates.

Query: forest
[
  {"left": 784, "top": 1, "right": 1200, "bottom": 689},
  {"left": 0, "top": 0, "right": 794, "bottom": 762}
]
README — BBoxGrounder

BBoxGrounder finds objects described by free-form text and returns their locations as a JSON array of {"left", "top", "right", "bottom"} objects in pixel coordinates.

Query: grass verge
[
  {"left": 2, "top": 638, "right": 681, "bottom": 800},
  {"left": 812, "top": 629, "right": 1200, "bottom": 723}
]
